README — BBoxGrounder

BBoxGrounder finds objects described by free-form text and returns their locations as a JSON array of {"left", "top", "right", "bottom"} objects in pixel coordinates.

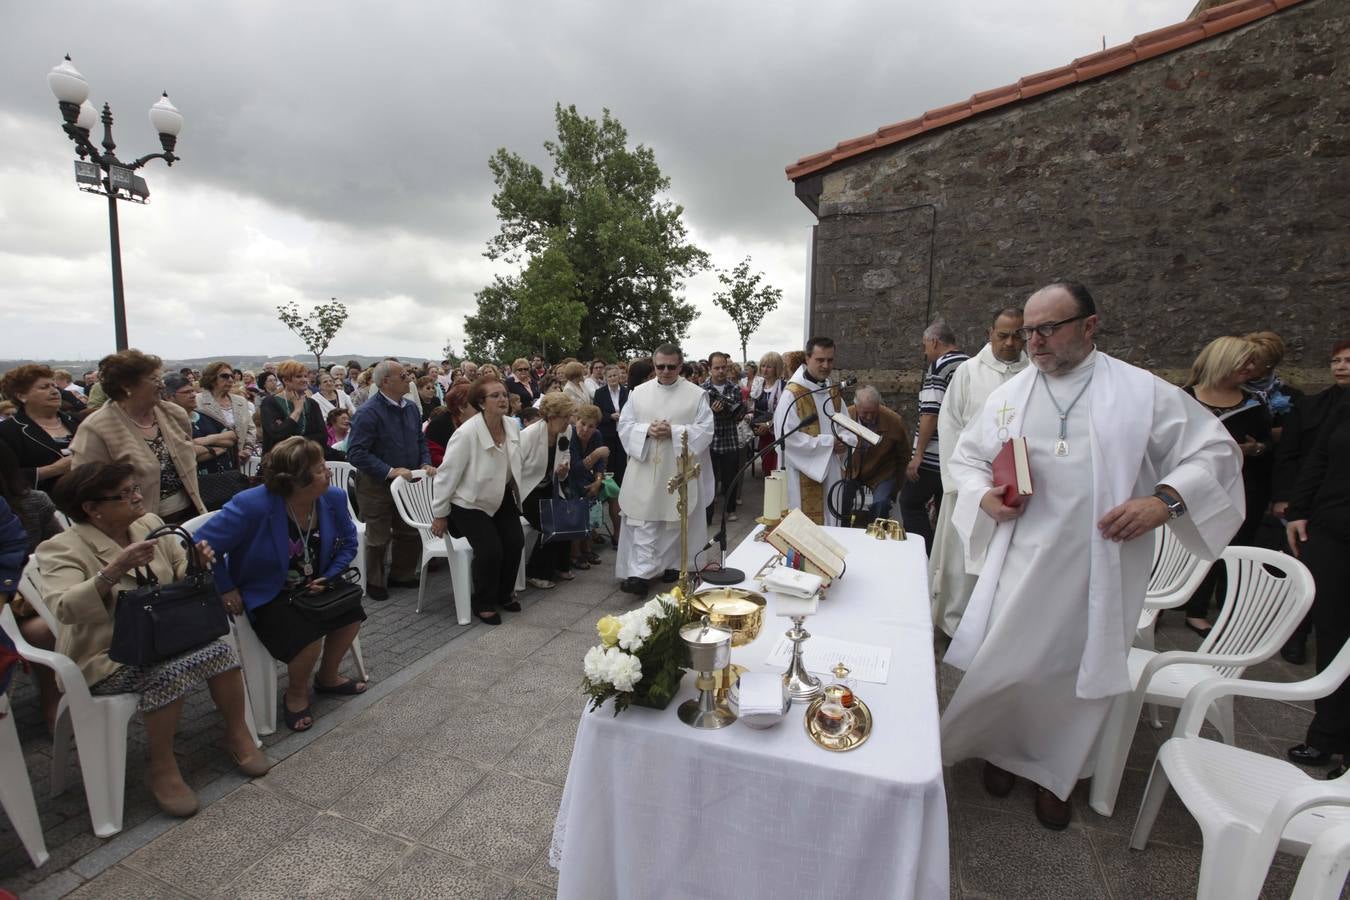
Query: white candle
[{"left": 763, "top": 472, "right": 785, "bottom": 520}]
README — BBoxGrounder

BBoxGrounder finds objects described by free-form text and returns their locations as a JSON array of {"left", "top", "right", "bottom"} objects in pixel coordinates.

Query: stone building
[{"left": 786, "top": 0, "right": 1347, "bottom": 397}]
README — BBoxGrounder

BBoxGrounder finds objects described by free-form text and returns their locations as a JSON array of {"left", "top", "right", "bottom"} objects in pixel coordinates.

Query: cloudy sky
[{"left": 1, "top": 0, "right": 1187, "bottom": 364}]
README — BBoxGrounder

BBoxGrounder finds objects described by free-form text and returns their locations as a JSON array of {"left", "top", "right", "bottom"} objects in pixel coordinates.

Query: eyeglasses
[
  {"left": 1016, "top": 315, "right": 1087, "bottom": 341},
  {"left": 93, "top": 484, "right": 143, "bottom": 503},
  {"left": 654, "top": 364, "right": 680, "bottom": 371}
]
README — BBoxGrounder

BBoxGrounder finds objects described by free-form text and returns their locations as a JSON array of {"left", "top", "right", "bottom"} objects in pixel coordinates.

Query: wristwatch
[{"left": 1153, "top": 489, "right": 1186, "bottom": 520}]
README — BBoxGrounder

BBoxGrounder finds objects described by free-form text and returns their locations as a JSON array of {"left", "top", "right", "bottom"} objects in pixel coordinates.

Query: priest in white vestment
[
  {"left": 939, "top": 282, "right": 1243, "bottom": 829},
  {"left": 775, "top": 337, "right": 858, "bottom": 526},
  {"left": 930, "top": 309, "right": 1028, "bottom": 637},
  {"left": 615, "top": 344, "right": 715, "bottom": 594}
]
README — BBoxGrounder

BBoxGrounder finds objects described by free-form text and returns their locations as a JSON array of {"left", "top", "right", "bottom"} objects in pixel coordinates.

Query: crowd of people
[{"left": 0, "top": 305, "right": 1346, "bottom": 829}]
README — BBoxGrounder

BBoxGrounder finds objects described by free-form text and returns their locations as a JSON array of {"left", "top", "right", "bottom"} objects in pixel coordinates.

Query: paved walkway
[{"left": 0, "top": 475, "right": 1326, "bottom": 897}]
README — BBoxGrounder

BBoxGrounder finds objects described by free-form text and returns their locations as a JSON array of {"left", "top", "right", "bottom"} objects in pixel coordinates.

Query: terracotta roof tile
[{"left": 786, "top": 0, "right": 1305, "bottom": 181}]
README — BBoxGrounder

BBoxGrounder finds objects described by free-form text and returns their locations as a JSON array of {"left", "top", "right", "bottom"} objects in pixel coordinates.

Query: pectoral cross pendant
[{"left": 1055, "top": 415, "right": 1069, "bottom": 456}]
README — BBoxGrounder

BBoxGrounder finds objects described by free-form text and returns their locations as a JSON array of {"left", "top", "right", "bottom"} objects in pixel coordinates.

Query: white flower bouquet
[{"left": 582, "top": 592, "right": 689, "bottom": 714}]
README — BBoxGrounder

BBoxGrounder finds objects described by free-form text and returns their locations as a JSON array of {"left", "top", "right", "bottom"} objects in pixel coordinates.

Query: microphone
[{"left": 700, "top": 412, "right": 819, "bottom": 587}]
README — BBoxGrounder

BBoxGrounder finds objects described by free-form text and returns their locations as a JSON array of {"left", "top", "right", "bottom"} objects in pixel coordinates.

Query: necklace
[
  {"left": 286, "top": 499, "right": 317, "bottom": 577},
  {"left": 1036, "top": 369, "right": 1094, "bottom": 456},
  {"left": 124, "top": 405, "right": 156, "bottom": 429}
]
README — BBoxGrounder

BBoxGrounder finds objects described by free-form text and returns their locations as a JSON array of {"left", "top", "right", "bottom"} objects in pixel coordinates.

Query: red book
[{"left": 992, "top": 437, "right": 1033, "bottom": 508}]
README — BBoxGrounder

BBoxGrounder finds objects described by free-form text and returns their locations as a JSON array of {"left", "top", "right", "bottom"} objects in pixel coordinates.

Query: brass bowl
[{"left": 690, "top": 588, "right": 766, "bottom": 648}]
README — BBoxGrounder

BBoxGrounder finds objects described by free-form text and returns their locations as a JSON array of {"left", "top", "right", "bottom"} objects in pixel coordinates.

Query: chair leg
[
  {"left": 355, "top": 530, "right": 368, "bottom": 597},
  {"left": 1090, "top": 692, "right": 1138, "bottom": 817},
  {"left": 0, "top": 713, "right": 49, "bottom": 867},
  {"left": 450, "top": 550, "right": 472, "bottom": 626},
  {"left": 1196, "top": 824, "right": 1264, "bottom": 900},
  {"left": 349, "top": 637, "right": 369, "bottom": 682},
  {"left": 1129, "top": 757, "right": 1173, "bottom": 850},
  {"left": 234, "top": 621, "right": 278, "bottom": 736},
  {"left": 416, "top": 557, "right": 428, "bottom": 613},
  {"left": 49, "top": 700, "right": 73, "bottom": 796},
  {"left": 74, "top": 700, "right": 136, "bottom": 838}
]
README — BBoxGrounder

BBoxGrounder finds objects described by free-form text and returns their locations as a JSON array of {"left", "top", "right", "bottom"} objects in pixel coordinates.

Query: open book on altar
[{"left": 766, "top": 509, "right": 847, "bottom": 584}]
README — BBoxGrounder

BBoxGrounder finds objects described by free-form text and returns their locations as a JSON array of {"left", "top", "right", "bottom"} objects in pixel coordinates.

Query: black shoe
[
  {"left": 1329, "top": 764, "right": 1347, "bottom": 780},
  {"left": 1282, "top": 640, "right": 1307, "bottom": 666},
  {"left": 982, "top": 762, "right": 1015, "bottom": 798},
  {"left": 388, "top": 577, "right": 421, "bottom": 589},
  {"left": 1034, "top": 787, "right": 1071, "bottom": 831},
  {"left": 661, "top": 569, "right": 679, "bottom": 584},
  {"left": 367, "top": 586, "right": 389, "bottom": 602},
  {"left": 1288, "top": 743, "right": 1334, "bottom": 766},
  {"left": 501, "top": 600, "right": 522, "bottom": 612},
  {"left": 620, "top": 577, "right": 648, "bottom": 595},
  {"left": 475, "top": 611, "right": 502, "bottom": 626}
]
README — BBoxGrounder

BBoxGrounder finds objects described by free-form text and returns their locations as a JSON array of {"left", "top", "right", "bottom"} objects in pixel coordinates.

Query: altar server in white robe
[
  {"left": 939, "top": 281, "right": 1243, "bottom": 830},
  {"left": 615, "top": 344, "right": 715, "bottom": 594},
  {"left": 930, "top": 308, "right": 1028, "bottom": 637},
  {"left": 775, "top": 336, "right": 858, "bottom": 526}
]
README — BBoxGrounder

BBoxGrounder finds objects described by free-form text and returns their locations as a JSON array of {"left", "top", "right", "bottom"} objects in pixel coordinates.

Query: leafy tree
[
  {"left": 712, "top": 257, "right": 782, "bottom": 363},
  {"left": 276, "top": 298, "right": 349, "bottom": 370},
  {"left": 470, "top": 103, "right": 709, "bottom": 360}
]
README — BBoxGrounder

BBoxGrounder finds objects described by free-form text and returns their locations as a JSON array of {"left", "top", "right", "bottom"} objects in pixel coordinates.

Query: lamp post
[{"left": 47, "top": 55, "right": 183, "bottom": 351}]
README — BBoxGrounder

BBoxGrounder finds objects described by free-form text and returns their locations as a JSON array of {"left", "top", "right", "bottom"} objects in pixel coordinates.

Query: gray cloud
[{"left": 3, "top": 0, "right": 1190, "bottom": 361}]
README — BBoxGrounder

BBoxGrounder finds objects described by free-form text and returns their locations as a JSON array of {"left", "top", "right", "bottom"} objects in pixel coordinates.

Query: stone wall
[{"left": 803, "top": 0, "right": 1348, "bottom": 411}]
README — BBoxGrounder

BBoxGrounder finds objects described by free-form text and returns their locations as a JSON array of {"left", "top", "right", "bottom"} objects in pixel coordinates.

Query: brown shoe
[
  {"left": 1034, "top": 787, "right": 1071, "bottom": 830},
  {"left": 982, "top": 761, "right": 1016, "bottom": 798},
  {"left": 230, "top": 748, "right": 275, "bottom": 778},
  {"left": 150, "top": 777, "right": 199, "bottom": 818}
]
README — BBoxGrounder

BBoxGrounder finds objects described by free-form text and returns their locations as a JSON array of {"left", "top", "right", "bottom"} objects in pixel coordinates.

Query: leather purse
[
  {"left": 196, "top": 469, "right": 252, "bottom": 511},
  {"left": 109, "top": 524, "right": 229, "bottom": 667},
  {"left": 287, "top": 567, "right": 364, "bottom": 621},
  {"left": 539, "top": 478, "right": 591, "bottom": 544}
]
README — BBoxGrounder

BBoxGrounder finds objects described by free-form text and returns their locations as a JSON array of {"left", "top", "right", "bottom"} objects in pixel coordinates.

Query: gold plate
[{"left": 803, "top": 695, "right": 873, "bottom": 752}]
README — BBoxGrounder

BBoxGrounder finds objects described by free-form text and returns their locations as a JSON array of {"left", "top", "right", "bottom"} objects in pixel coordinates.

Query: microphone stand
[{"left": 700, "top": 412, "right": 821, "bottom": 586}]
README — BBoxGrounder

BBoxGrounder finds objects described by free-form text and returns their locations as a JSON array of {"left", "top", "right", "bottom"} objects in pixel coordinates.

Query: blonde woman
[
  {"left": 519, "top": 392, "right": 577, "bottom": 588},
  {"left": 561, "top": 361, "right": 591, "bottom": 408},
  {"left": 1180, "top": 336, "right": 1271, "bottom": 635},
  {"left": 753, "top": 351, "right": 787, "bottom": 471}
]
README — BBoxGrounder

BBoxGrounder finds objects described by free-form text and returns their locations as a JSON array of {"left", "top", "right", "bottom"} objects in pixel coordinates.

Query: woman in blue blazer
[{"left": 197, "top": 437, "right": 363, "bottom": 731}]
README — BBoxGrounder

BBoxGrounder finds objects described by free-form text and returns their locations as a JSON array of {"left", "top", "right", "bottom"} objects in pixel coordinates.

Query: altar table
[{"left": 550, "top": 526, "right": 948, "bottom": 899}]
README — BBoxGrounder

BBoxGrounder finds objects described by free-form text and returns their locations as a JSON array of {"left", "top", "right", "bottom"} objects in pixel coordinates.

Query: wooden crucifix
[{"left": 665, "top": 429, "right": 701, "bottom": 601}]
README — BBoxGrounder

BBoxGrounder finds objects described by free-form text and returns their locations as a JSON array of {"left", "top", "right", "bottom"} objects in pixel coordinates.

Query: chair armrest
[
  {"left": 1247, "top": 784, "right": 1350, "bottom": 882},
  {"left": 1174, "top": 675, "right": 1332, "bottom": 738},
  {"left": 0, "top": 606, "right": 89, "bottom": 694},
  {"left": 1135, "top": 649, "right": 1272, "bottom": 699}
]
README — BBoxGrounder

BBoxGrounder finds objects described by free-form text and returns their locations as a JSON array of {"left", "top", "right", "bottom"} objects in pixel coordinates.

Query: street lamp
[{"left": 48, "top": 54, "right": 183, "bottom": 351}]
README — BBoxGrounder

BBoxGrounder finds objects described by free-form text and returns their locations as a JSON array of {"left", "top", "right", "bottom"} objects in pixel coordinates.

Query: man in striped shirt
[{"left": 900, "top": 320, "right": 968, "bottom": 552}]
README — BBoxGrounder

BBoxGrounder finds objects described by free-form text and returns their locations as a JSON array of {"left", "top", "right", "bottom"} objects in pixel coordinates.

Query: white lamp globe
[
  {"left": 48, "top": 55, "right": 89, "bottom": 105},
  {"left": 148, "top": 92, "right": 182, "bottom": 137},
  {"left": 76, "top": 100, "right": 98, "bottom": 131}
]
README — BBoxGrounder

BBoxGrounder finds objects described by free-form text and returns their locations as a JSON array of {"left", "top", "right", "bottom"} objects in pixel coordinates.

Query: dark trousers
[
  {"left": 1184, "top": 516, "right": 1263, "bottom": 619},
  {"left": 355, "top": 474, "right": 421, "bottom": 588},
  {"left": 708, "top": 448, "right": 742, "bottom": 525},
  {"left": 899, "top": 467, "right": 943, "bottom": 553},
  {"left": 449, "top": 489, "right": 524, "bottom": 614},
  {"left": 1303, "top": 529, "right": 1350, "bottom": 752},
  {"left": 522, "top": 485, "right": 572, "bottom": 579}
]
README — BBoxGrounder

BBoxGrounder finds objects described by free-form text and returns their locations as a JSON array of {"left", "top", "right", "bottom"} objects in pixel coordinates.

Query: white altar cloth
[{"left": 550, "top": 526, "right": 948, "bottom": 899}]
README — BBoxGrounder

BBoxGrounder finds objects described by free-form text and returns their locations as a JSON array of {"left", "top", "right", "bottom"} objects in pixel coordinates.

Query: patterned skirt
[{"left": 90, "top": 639, "right": 239, "bottom": 712}]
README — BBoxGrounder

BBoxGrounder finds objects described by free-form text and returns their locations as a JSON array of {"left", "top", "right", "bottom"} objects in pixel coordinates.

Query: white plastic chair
[
  {"left": 1129, "top": 635, "right": 1350, "bottom": 900},
  {"left": 0, "top": 602, "right": 138, "bottom": 838},
  {"left": 388, "top": 471, "right": 473, "bottom": 623},
  {"left": 1134, "top": 524, "right": 1215, "bottom": 651},
  {"left": 0, "top": 682, "right": 49, "bottom": 867},
  {"left": 1290, "top": 822, "right": 1350, "bottom": 900},
  {"left": 1090, "top": 546, "right": 1314, "bottom": 817},
  {"left": 324, "top": 461, "right": 368, "bottom": 597}
]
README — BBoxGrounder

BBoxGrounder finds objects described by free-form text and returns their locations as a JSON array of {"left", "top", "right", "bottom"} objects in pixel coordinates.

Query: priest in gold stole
[
  {"left": 775, "top": 336, "right": 858, "bottom": 526},
  {"left": 614, "top": 344, "right": 715, "bottom": 594}
]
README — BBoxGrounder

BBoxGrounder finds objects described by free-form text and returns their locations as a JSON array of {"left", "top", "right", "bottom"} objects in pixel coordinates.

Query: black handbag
[
  {"left": 196, "top": 469, "right": 251, "bottom": 511},
  {"left": 287, "top": 567, "right": 364, "bottom": 621},
  {"left": 108, "top": 524, "right": 229, "bottom": 667},
  {"left": 539, "top": 476, "right": 591, "bottom": 544}
]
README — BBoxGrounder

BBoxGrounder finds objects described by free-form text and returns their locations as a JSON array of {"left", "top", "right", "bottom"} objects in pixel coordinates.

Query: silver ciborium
[{"left": 678, "top": 616, "right": 736, "bottom": 729}]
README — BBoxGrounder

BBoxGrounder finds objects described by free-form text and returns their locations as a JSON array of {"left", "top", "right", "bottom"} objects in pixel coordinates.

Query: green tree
[
  {"left": 712, "top": 257, "right": 782, "bottom": 363},
  {"left": 471, "top": 103, "right": 709, "bottom": 360},
  {"left": 276, "top": 297, "right": 349, "bottom": 370}
]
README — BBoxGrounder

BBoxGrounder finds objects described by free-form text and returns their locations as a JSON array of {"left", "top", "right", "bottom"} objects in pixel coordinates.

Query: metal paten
[{"left": 678, "top": 616, "right": 736, "bottom": 729}]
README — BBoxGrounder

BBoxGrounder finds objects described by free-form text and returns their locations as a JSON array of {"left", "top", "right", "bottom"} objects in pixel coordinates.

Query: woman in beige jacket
[
  {"left": 37, "top": 461, "right": 270, "bottom": 817},
  {"left": 194, "top": 360, "right": 257, "bottom": 465},
  {"left": 71, "top": 350, "right": 204, "bottom": 522}
]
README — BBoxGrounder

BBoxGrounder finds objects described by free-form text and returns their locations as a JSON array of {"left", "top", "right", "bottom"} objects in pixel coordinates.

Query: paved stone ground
[{"left": 0, "top": 475, "right": 1331, "bottom": 897}]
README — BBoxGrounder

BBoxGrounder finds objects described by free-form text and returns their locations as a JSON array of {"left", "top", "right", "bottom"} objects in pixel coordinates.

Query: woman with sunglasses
[
  {"left": 37, "top": 461, "right": 271, "bottom": 817},
  {"left": 195, "top": 361, "right": 257, "bottom": 467}
]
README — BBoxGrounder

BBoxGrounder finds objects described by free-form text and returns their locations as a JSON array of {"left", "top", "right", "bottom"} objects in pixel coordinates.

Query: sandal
[
  {"left": 585, "top": 552, "right": 602, "bottom": 564},
  {"left": 283, "top": 699, "right": 314, "bottom": 732},
  {"left": 572, "top": 559, "right": 592, "bottom": 570},
  {"left": 314, "top": 678, "right": 368, "bottom": 696},
  {"left": 555, "top": 571, "right": 575, "bottom": 581}
]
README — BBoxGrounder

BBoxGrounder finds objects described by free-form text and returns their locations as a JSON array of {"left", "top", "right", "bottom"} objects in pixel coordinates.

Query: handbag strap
[{"left": 142, "top": 522, "right": 207, "bottom": 578}]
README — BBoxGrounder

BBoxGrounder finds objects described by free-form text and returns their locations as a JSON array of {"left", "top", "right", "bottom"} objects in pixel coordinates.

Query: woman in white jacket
[{"left": 430, "top": 378, "right": 525, "bottom": 625}]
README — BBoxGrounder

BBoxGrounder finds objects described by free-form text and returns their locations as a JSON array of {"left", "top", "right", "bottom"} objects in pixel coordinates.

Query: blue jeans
[{"left": 869, "top": 477, "right": 898, "bottom": 520}]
